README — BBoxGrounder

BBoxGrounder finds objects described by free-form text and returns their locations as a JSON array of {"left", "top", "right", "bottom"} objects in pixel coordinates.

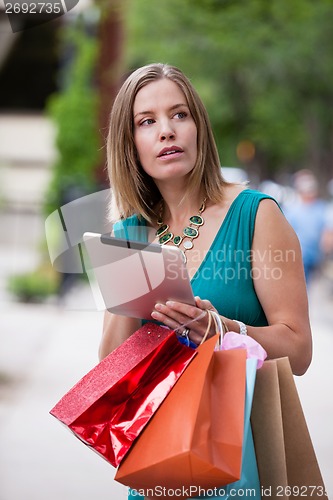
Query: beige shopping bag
[{"left": 251, "top": 357, "right": 328, "bottom": 499}]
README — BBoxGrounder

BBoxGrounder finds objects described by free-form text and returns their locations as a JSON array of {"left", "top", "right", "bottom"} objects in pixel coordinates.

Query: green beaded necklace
[{"left": 156, "top": 198, "right": 207, "bottom": 262}]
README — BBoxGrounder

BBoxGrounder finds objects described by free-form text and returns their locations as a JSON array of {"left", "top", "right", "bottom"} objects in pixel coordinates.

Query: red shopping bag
[{"left": 50, "top": 323, "right": 196, "bottom": 467}]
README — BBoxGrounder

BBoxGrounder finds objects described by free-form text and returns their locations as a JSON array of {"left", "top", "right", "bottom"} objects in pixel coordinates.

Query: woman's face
[{"left": 133, "top": 78, "right": 198, "bottom": 185}]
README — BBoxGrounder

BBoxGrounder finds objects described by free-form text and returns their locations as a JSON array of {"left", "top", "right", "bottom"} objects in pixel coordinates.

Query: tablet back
[{"left": 83, "top": 232, "right": 195, "bottom": 319}]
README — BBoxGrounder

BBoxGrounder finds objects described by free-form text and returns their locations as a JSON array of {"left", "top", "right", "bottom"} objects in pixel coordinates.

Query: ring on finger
[{"left": 181, "top": 327, "right": 190, "bottom": 339}]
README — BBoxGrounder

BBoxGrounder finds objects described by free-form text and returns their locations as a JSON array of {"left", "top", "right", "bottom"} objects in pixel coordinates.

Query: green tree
[
  {"left": 44, "top": 15, "right": 100, "bottom": 215},
  {"left": 124, "top": 0, "right": 333, "bottom": 184}
]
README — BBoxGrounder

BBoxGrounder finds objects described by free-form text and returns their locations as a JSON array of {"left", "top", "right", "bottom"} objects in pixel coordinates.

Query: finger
[
  {"left": 154, "top": 302, "right": 190, "bottom": 325},
  {"left": 151, "top": 311, "right": 184, "bottom": 331},
  {"left": 151, "top": 309, "right": 183, "bottom": 332},
  {"left": 152, "top": 301, "right": 215, "bottom": 345},
  {"left": 162, "top": 302, "right": 210, "bottom": 338},
  {"left": 194, "top": 296, "right": 217, "bottom": 312},
  {"left": 151, "top": 308, "right": 214, "bottom": 346},
  {"left": 165, "top": 300, "right": 206, "bottom": 321}
]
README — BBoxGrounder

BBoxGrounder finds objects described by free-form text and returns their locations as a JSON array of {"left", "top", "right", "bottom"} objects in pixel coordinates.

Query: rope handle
[
  {"left": 200, "top": 310, "right": 228, "bottom": 346},
  {"left": 177, "top": 309, "right": 228, "bottom": 347},
  {"left": 200, "top": 310, "right": 212, "bottom": 345}
]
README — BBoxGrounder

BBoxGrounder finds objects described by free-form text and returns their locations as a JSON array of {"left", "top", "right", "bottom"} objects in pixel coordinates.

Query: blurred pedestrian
[{"left": 284, "top": 170, "right": 328, "bottom": 284}]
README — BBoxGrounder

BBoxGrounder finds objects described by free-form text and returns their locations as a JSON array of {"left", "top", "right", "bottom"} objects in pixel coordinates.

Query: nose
[{"left": 159, "top": 120, "right": 175, "bottom": 141}]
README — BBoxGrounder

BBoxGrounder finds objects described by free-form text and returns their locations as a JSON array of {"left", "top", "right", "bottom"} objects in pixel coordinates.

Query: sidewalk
[
  {"left": 0, "top": 111, "right": 129, "bottom": 499},
  {"left": 295, "top": 278, "right": 333, "bottom": 498},
  {"left": 0, "top": 288, "right": 128, "bottom": 500},
  {"left": 0, "top": 256, "right": 332, "bottom": 499}
]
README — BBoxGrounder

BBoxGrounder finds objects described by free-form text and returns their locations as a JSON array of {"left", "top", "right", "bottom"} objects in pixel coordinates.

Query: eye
[
  {"left": 175, "top": 111, "right": 187, "bottom": 119},
  {"left": 140, "top": 118, "right": 155, "bottom": 126}
]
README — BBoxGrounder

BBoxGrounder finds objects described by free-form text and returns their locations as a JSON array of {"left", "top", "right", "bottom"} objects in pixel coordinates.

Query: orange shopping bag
[{"left": 115, "top": 335, "right": 247, "bottom": 495}]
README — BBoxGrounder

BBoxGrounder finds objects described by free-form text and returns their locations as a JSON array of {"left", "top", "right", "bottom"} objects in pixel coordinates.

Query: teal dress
[{"left": 114, "top": 189, "right": 276, "bottom": 500}]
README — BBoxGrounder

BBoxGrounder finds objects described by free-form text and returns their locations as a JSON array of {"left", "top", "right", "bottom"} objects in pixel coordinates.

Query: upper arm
[
  {"left": 252, "top": 199, "right": 312, "bottom": 352},
  {"left": 99, "top": 311, "right": 141, "bottom": 360}
]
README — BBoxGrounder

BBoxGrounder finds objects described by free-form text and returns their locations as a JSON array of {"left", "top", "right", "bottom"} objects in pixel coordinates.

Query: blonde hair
[{"left": 107, "top": 63, "right": 228, "bottom": 222}]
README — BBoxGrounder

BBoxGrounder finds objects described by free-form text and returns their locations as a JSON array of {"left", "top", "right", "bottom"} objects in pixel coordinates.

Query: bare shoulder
[
  {"left": 209, "top": 183, "right": 247, "bottom": 212},
  {"left": 205, "top": 184, "right": 246, "bottom": 222},
  {"left": 224, "top": 183, "right": 248, "bottom": 203},
  {"left": 256, "top": 196, "right": 284, "bottom": 221},
  {"left": 255, "top": 197, "right": 289, "bottom": 228},
  {"left": 254, "top": 197, "right": 300, "bottom": 250}
]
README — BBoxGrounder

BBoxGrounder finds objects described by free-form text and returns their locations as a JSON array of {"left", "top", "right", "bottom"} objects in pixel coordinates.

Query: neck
[
  {"left": 153, "top": 175, "right": 202, "bottom": 220},
  {"left": 158, "top": 190, "right": 203, "bottom": 225},
  {"left": 165, "top": 198, "right": 203, "bottom": 225}
]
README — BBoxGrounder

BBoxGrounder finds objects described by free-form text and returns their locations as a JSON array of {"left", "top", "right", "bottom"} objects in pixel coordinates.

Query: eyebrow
[{"left": 134, "top": 103, "right": 189, "bottom": 119}]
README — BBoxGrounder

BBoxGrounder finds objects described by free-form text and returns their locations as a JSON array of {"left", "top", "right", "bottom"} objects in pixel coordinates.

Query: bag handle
[
  {"left": 200, "top": 310, "right": 228, "bottom": 346},
  {"left": 200, "top": 310, "right": 212, "bottom": 345},
  {"left": 177, "top": 309, "right": 228, "bottom": 348}
]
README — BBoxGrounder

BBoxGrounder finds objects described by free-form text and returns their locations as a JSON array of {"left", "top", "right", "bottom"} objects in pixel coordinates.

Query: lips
[{"left": 157, "top": 146, "right": 183, "bottom": 158}]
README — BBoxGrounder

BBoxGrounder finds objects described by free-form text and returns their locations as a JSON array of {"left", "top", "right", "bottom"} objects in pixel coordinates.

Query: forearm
[
  {"left": 222, "top": 317, "right": 312, "bottom": 376},
  {"left": 99, "top": 311, "right": 141, "bottom": 360}
]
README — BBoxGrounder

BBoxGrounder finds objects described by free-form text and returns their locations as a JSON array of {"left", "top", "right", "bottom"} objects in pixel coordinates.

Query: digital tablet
[{"left": 83, "top": 232, "right": 195, "bottom": 319}]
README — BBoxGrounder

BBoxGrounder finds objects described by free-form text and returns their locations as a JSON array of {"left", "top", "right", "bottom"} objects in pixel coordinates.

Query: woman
[{"left": 100, "top": 63, "right": 312, "bottom": 499}]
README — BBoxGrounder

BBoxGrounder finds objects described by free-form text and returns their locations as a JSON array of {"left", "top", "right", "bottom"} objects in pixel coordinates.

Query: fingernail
[
  {"left": 151, "top": 311, "right": 158, "bottom": 318},
  {"left": 155, "top": 303, "right": 162, "bottom": 310},
  {"left": 166, "top": 301, "right": 174, "bottom": 307}
]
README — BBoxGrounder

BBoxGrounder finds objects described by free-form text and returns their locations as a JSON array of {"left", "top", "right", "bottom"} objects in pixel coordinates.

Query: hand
[{"left": 151, "top": 296, "right": 218, "bottom": 345}]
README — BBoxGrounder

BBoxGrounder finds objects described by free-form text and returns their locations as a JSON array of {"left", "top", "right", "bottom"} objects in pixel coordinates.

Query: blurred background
[{"left": 0, "top": 0, "right": 332, "bottom": 499}]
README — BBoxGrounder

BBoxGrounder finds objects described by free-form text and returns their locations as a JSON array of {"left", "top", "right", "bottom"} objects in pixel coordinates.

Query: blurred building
[
  {"left": 0, "top": 6, "right": 61, "bottom": 248},
  {"left": 0, "top": 1, "right": 124, "bottom": 301},
  {"left": 0, "top": 2, "right": 94, "bottom": 247}
]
